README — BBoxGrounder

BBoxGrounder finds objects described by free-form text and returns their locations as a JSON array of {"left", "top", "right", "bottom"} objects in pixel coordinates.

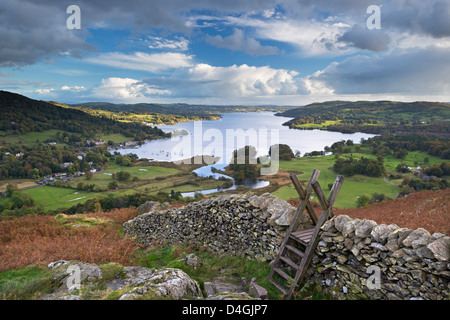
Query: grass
[
  {"left": 23, "top": 186, "right": 100, "bottom": 211},
  {"left": 0, "top": 179, "right": 38, "bottom": 192},
  {"left": 16, "top": 162, "right": 229, "bottom": 212},
  {"left": 0, "top": 129, "right": 65, "bottom": 147},
  {"left": 96, "top": 133, "right": 131, "bottom": 144},
  {"left": 273, "top": 155, "right": 399, "bottom": 208},
  {"left": 135, "top": 244, "right": 325, "bottom": 300},
  {"left": 0, "top": 265, "right": 53, "bottom": 300},
  {"left": 68, "top": 163, "right": 181, "bottom": 189},
  {"left": 382, "top": 150, "right": 445, "bottom": 171},
  {"left": 18, "top": 164, "right": 183, "bottom": 211}
]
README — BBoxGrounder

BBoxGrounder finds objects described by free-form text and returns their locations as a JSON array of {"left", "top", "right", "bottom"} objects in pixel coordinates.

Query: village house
[
  {"left": 60, "top": 162, "right": 74, "bottom": 168},
  {"left": 86, "top": 139, "right": 105, "bottom": 146},
  {"left": 54, "top": 172, "right": 67, "bottom": 179}
]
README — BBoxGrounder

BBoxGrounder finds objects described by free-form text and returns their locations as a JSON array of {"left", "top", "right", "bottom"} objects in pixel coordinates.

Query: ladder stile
[{"left": 267, "top": 170, "right": 344, "bottom": 300}]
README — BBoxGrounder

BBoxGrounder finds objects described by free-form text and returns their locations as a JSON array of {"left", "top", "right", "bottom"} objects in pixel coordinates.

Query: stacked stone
[
  {"left": 123, "top": 192, "right": 300, "bottom": 262},
  {"left": 306, "top": 215, "right": 450, "bottom": 300}
]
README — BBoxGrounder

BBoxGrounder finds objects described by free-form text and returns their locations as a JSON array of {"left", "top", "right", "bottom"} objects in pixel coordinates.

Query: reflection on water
[{"left": 181, "top": 163, "right": 269, "bottom": 198}]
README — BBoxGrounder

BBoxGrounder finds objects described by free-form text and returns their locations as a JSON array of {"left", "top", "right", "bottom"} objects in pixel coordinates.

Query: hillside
[
  {"left": 0, "top": 91, "right": 168, "bottom": 141},
  {"left": 276, "top": 100, "right": 450, "bottom": 137},
  {"left": 70, "top": 101, "right": 294, "bottom": 115}
]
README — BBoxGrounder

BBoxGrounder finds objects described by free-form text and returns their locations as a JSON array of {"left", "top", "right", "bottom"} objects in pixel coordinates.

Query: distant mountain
[
  {"left": 0, "top": 90, "right": 168, "bottom": 140},
  {"left": 70, "top": 102, "right": 295, "bottom": 115},
  {"left": 276, "top": 100, "right": 450, "bottom": 119}
]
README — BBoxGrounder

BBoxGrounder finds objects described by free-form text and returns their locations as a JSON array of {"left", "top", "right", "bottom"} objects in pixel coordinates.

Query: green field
[
  {"left": 272, "top": 156, "right": 400, "bottom": 208},
  {"left": 18, "top": 162, "right": 230, "bottom": 211},
  {"left": 68, "top": 164, "right": 181, "bottom": 189},
  {"left": 0, "top": 179, "right": 38, "bottom": 192},
  {"left": 0, "top": 129, "right": 65, "bottom": 147},
  {"left": 96, "top": 133, "right": 131, "bottom": 144},
  {"left": 22, "top": 164, "right": 182, "bottom": 211},
  {"left": 382, "top": 150, "right": 445, "bottom": 171},
  {"left": 23, "top": 186, "right": 100, "bottom": 211}
]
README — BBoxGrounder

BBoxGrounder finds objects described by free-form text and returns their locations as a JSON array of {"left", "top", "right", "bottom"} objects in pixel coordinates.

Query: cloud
[
  {"left": 309, "top": 47, "right": 450, "bottom": 95},
  {"left": 221, "top": 16, "right": 351, "bottom": 56},
  {"left": 91, "top": 77, "right": 171, "bottom": 101},
  {"left": 3, "top": 0, "right": 450, "bottom": 67},
  {"left": 35, "top": 88, "right": 55, "bottom": 95},
  {"left": 86, "top": 52, "right": 193, "bottom": 73},
  {"left": 0, "top": 0, "right": 93, "bottom": 67},
  {"left": 143, "top": 63, "right": 308, "bottom": 99},
  {"left": 206, "top": 28, "right": 279, "bottom": 55},
  {"left": 383, "top": 0, "right": 450, "bottom": 39},
  {"left": 147, "top": 36, "right": 190, "bottom": 51},
  {"left": 61, "top": 85, "right": 87, "bottom": 92},
  {"left": 338, "top": 25, "right": 391, "bottom": 52}
]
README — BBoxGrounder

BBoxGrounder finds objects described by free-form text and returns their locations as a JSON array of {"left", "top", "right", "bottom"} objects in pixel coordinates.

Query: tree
[
  {"left": 396, "top": 163, "right": 410, "bottom": 173},
  {"left": 85, "top": 171, "right": 93, "bottom": 180},
  {"left": 5, "top": 183, "right": 20, "bottom": 197},
  {"left": 116, "top": 171, "right": 131, "bottom": 181},
  {"left": 356, "top": 194, "right": 371, "bottom": 208},
  {"left": 270, "top": 144, "right": 294, "bottom": 161},
  {"left": 228, "top": 146, "right": 260, "bottom": 181},
  {"left": 108, "top": 180, "right": 119, "bottom": 189},
  {"left": 393, "top": 148, "right": 408, "bottom": 159},
  {"left": 426, "top": 165, "right": 444, "bottom": 177}
]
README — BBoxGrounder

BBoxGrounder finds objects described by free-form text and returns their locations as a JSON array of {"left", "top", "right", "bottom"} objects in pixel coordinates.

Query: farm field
[
  {"left": 272, "top": 156, "right": 399, "bottom": 208},
  {"left": 0, "top": 130, "right": 65, "bottom": 147},
  {"left": 17, "top": 161, "right": 231, "bottom": 211},
  {"left": 68, "top": 163, "right": 182, "bottom": 189},
  {"left": 96, "top": 133, "right": 131, "bottom": 144},
  {"left": 23, "top": 187, "right": 100, "bottom": 211},
  {"left": 0, "top": 179, "right": 38, "bottom": 192}
]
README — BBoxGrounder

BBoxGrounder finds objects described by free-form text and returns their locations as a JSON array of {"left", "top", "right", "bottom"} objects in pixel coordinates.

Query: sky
[{"left": 0, "top": 0, "right": 450, "bottom": 106}]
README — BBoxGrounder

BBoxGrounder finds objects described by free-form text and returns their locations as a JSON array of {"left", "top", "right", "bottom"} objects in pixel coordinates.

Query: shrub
[
  {"left": 356, "top": 194, "right": 371, "bottom": 208},
  {"left": 116, "top": 171, "right": 130, "bottom": 181}
]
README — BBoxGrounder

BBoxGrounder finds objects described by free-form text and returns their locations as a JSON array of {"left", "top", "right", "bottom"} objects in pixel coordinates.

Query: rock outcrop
[{"left": 40, "top": 260, "right": 202, "bottom": 300}]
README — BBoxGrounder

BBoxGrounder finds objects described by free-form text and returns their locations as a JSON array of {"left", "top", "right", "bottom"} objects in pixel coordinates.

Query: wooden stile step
[
  {"left": 274, "top": 268, "right": 293, "bottom": 282},
  {"left": 268, "top": 279, "right": 287, "bottom": 295},
  {"left": 290, "top": 228, "right": 315, "bottom": 245},
  {"left": 285, "top": 244, "right": 304, "bottom": 258},
  {"left": 280, "top": 256, "right": 299, "bottom": 270}
]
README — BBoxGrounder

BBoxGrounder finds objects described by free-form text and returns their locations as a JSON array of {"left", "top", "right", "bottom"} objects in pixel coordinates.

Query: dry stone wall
[
  {"left": 307, "top": 215, "right": 450, "bottom": 300},
  {"left": 123, "top": 193, "right": 449, "bottom": 300},
  {"left": 123, "top": 192, "right": 310, "bottom": 262}
]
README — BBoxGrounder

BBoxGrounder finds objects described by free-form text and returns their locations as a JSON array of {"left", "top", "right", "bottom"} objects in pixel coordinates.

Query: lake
[
  {"left": 117, "top": 112, "right": 376, "bottom": 163},
  {"left": 116, "top": 112, "right": 376, "bottom": 196}
]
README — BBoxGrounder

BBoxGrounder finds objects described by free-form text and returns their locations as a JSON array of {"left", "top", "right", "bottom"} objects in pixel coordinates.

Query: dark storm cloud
[
  {"left": 0, "top": 0, "right": 93, "bottom": 67},
  {"left": 1, "top": 0, "right": 450, "bottom": 67},
  {"left": 311, "top": 47, "right": 450, "bottom": 94},
  {"left": 383, "top": 0, "right": 450, "bottom": 38},
  {"left": 338, "top": 25, "right": 391, "bottom": 52},
  {"left": 0, "top": 0, "right": 281, "bottom": 67}
]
